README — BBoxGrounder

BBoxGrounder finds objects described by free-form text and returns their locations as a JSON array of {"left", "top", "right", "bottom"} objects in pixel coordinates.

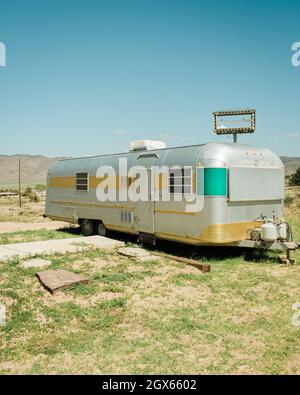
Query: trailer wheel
[
  {"left": 81, "top": 219, "right": 95, "bottom": 236},
  {"left": 97, "top": 222, "right": 107, "bottom": 237}
]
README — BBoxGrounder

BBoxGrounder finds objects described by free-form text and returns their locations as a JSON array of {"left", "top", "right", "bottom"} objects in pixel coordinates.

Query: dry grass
[
  {"left": 0, "top": 196, "right": 78, "bottom": 244},
  {"left": 0, "top": 242, "right": 300, "bottom": 374},
  {"left": 0, "top": 188, "right": 299, "bottom": 374},
  {"left": 285, "top": 186, "right": 300, "bottom": 216},
  {"left": 0, "top": 196, "right": 46, "bottom": 223}
]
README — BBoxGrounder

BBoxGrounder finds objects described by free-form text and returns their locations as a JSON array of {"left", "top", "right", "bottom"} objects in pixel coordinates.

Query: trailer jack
[{"left": 278, "top": 242, "right": 299, "bottom": 265}]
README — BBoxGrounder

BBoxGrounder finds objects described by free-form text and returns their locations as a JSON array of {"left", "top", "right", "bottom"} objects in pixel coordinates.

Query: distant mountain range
[
  {"left": 0, "top": 155, "right": 63, "bottom": 187},
  {"left": 0, "top": 154, "right": 299, "bottom": 188},
  {"left": 280, "top": 157, "right": 300, "bottom": 176}
]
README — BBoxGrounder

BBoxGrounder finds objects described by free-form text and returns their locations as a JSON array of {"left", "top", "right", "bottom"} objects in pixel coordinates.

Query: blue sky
[{"left": 0, "top": 0, "right": 300, "bottom": 157}]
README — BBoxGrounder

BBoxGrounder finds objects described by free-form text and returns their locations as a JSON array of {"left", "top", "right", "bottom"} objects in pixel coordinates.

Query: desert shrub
[
  {"left": 23, "top": 187, "right": 32, "bottom": 196},
  {"left": 284, "top": 195, "right": 294, "bottom": 206},
  {"left": 34, "top": 184, "right": 46, "bottom": 192},
  {"left": 23, "top": 187, "right": 39, "bottom": 202},
  {"left": 0, "top": 188, "right": 18, "bottom": 193},
  {"left": 29, "top": 192, "right": 39, "bottom": 203},
  {"left": 289, "top": 167, "right": 300, "bottom": 186},
  {"left": 25, "top": 187, "right": 32, "bottom": 193}
]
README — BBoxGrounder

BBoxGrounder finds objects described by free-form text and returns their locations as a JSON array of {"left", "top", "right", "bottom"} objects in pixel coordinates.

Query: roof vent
[{"left": 129, "top": 140, "right": 166, "bottom": 152}]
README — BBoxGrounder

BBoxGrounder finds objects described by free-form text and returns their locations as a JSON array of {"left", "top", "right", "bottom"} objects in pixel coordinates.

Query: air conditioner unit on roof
[{"left": 129, "top": 140, "right": 166, "bottom": 152}]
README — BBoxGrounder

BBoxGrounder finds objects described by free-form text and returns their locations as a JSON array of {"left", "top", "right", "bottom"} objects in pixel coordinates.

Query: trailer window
[
  {"left": 76, "top": 173, "right": 89, "bottom": 191},
  {"left": 168, "top": 167, "right": 192, "bottom": 194}
]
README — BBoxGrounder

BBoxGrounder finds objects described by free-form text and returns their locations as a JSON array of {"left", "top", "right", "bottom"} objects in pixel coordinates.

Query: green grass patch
[
  {"left": 0, "top": 228, "right": 80, "bottom": 245},
  {"left": 0, "top": 188, "right": 300, "bottom": 374}
]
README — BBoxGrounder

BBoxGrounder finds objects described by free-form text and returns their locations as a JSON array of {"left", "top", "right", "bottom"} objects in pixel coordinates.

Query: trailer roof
[{"left": 57, "top": 141, "right": 265, "bottom": 162}]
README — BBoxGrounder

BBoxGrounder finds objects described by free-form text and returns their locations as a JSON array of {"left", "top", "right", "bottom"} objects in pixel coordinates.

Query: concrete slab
[
  {"left": 118, "top": 247, "right": 161, "bottom": 263},
  {"left": 20, "top": 258, "right": 52, "bottom": 269},
  {"left": 118, "top": 247, "right": 150, "bottom": 258},
  {"left": 0, "top": 246, "right": 21, "bottom": 260},
  {"left": 36, "top": 269, "right": 89, "bottom": 294},
  {"left": 0, "top": 236, "right": 124, "bottom": 262},
  {"left": 138, "top": 255, "right": 161, "bottom": 262}
]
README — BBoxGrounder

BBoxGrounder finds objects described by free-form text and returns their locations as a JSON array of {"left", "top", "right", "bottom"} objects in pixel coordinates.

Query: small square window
[{"left": 168, "top": 167, "right": 192, "bottom": 194}]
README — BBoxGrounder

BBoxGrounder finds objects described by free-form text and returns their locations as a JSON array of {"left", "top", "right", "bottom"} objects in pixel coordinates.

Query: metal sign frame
[{"left": 213, "top": 109, "right": 256, "bottom": 142}]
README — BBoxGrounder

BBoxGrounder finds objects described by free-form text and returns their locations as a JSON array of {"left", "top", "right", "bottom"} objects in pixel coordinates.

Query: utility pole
[{"left": 18, "top": 159, "right": 22, "bottom": 208}]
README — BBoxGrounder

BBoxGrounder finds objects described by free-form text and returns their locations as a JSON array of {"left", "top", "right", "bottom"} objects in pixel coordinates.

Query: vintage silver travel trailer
[{"left": 45, "top": 138, "right": 299, "bottom": 261}]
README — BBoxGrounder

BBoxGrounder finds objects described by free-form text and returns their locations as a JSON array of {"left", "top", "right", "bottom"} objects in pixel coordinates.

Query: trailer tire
[
  {"left": 81, "top": 219, "right": 95, "bottom": 236},
  {"left": 97, "top": 222, "right": 107, "bottom": 237}
]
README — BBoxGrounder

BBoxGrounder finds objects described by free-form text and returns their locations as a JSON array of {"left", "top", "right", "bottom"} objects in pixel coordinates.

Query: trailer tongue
[{"left": 236, "top": 216, "right": 299, "bottom": 264}]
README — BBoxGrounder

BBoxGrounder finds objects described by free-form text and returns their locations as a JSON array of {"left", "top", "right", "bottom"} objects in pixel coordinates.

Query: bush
[
  {"left": 23, "top": 187, "right": 39, "bottom": 203},
  {"left": 0, "top": 188, "right": 18, "bottom": 193},
  {"left": 34, "top": 184, "right": 46, "bottom": 192},
  {"left": 29, "top": 192, "right": 39, "bottom": 203},
  {"left": 23, "top": 187, "right": 32, "bottom": 196},
  {"left": 289, "top": 167, "right": 300, "bottom": 186},
  {"left": 284, "top": 195, "right": 294, "bottom": 206}
]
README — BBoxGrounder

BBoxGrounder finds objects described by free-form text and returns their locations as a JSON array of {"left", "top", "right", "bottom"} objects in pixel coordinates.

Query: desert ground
[{"left": 0, "top": 189, "right": 300, "bottom": 374}]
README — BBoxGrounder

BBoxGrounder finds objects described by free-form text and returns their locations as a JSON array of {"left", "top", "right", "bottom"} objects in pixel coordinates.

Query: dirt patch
[
  {"left": 287, "top": 352, "right": 300, "bottom": 374},
  {"left": 0, "top": 221, "right": 74, "bottom": 234},
  {"left": 39, "top": 285, "right": 123, "bottom": 308},
  {"left": 0, "top": 354, "right": 48, "bottom": 374},
  {"left": 230, "top": 305, "right": 273, "bottom": 325},
  {"left": 71, "top": 258, "right": 108, "bottom": 272}
]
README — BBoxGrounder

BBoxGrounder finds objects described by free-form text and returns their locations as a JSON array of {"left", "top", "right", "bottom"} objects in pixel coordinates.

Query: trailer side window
[
  {"left": 76, "top": 172, "right": 89, "bottom": 191},
  {"left": 168, "top": 167, "right": 192, "bottom": 194}
]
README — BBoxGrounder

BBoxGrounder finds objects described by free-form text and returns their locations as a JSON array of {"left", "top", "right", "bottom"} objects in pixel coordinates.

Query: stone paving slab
[
  {"left": 118, "top": 247, "right": 150, "bottom": 258},
  {"left": 118, "top": 247, "right": 161, "bottom": 262},
  {"left": 0, "top": 246, "right": 21, "bottom": 260},
  {"left": 0, "top": 236, "right": 124, "bottom": 262},
  {"left": 36, "top": 269, "right": 89, "bottom": 294},
  {"left": 20, "top": 258, "right": 52, "bottom": 269}
]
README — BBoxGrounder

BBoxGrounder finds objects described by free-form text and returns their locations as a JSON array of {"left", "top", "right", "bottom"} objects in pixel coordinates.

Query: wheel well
[{"left": 79, "top": 218, "right": 104, "bottom": 226}]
